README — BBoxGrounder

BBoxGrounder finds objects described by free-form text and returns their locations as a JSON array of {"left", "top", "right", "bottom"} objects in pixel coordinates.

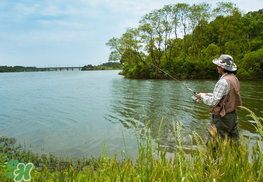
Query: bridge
[{"left": 37, "top": 66, "right": 83, "bottom": 71}]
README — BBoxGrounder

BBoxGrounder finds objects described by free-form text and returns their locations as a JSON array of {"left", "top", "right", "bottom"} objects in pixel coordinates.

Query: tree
[
  {"left": 188, "top": 3, "right": 211, "bottom": 59},
  {"left": 206, "top": 43, "right": 220, "bottom": 58},
  {"left": 106, "top": 37, "right": 123, "bottom": 63},
  {"left": 108, "top": 50, "right": 121, "bottom": 62},
  {"left": 188, "top": 3, "right": 211, "bottom": 33},
  {"left": 106, "top": 28, "right": 141, "bottom": 64},
  {"left": 225, "top": 41, "right": 240, "bottom": 57},
  {"left": 106, "top": 2, "right": 263, "bottom": 79},
  {"left": 212, "top": 2, "right": 237, "bottom": 17},
  {"left": 237, "top": 48, "right": 263, "bottom": 78},
  {"left": 139, "top": 9, "right": 166, "bottom": 66},
  {"left": 160, "top": 5, "right": 173, "bottom": 62},
  {"left": 175, "top": 3, "right": 190, "bottom": 56},
  {"left": 241, "top": 9, "right": 263, "bottom": 51}
]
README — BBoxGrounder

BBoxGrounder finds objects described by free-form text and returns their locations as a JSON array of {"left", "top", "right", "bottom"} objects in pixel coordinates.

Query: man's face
[{"left": 217, "top": 65, "right": 223, "bottom": 75}]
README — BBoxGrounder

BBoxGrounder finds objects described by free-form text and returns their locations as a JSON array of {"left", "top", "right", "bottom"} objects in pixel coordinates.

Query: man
[{"left": 196, "top": 54, "right": 242, "bottom": 144}]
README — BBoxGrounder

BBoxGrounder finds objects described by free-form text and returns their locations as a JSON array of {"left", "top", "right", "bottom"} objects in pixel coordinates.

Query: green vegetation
[
  {"left": 0, "top": 62, "right": 121, "bottom": 72},
  {"left": 0, "top": 107, "right": 262, "bottom": 181},
  {"left": 0, "top": 66, "right": 38, "bottom": 72},
  {"left": 106, "top": 2, "right": 263, "bottom": 79},
  {"left": 82, "top": 62, "right": 121, "bottom": 71}
]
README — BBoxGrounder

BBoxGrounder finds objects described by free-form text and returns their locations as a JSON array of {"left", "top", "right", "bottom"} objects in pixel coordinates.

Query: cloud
[{"left": 0, "top": 0, "right": 263, "bottom": 66}]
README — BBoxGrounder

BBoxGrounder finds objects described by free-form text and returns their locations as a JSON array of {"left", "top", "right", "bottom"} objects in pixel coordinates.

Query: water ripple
[{"left": 0, "top": 71, "right": 262, "bottom": 160}]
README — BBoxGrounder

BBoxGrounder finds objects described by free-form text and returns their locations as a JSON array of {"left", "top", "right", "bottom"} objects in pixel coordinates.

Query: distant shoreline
[{"left": 0, "top": 62, "right": 121, "bottom": 72}]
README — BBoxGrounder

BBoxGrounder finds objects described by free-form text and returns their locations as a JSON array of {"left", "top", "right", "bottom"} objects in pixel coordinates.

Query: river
[{"left": 0, "top": 70, "right": 262, "bottom": 160}]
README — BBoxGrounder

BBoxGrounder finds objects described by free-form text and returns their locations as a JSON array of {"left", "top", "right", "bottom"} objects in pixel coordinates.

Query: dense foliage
[
  {"left": 106, "top": 2, "right": 263, "bottom": 79},
  {"left": 82, "top": 62, "right": 121, "bottom": 71}
]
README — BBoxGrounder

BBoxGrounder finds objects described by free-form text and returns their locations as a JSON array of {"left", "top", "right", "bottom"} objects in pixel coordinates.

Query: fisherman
[{"left": 196, "top": 54, "right": 242, "bottom": 145}]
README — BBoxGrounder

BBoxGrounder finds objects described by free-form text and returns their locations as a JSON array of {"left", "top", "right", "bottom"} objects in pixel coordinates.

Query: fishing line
[{"left": 135, "top": 53, "right": 199, "bottom": 102}]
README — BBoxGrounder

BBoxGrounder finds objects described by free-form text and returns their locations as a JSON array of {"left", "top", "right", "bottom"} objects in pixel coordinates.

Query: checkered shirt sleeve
[{"left": 201, "top": 78, "right": 229, "bottom": 106}]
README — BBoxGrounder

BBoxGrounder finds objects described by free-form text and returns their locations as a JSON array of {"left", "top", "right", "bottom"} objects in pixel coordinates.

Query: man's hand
[{"left": 196, "top": 93, "right": 208, "bottom": 100}]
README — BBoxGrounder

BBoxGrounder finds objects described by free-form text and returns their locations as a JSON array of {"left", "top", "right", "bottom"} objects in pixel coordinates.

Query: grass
[{"left": 0, "top": 106, "right": 262, "bottom": 181}]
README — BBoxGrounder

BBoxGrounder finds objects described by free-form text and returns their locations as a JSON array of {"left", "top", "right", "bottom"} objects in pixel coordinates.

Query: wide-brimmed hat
[{"left": 212, "top": 54, "right": 237, "bottom": 71}]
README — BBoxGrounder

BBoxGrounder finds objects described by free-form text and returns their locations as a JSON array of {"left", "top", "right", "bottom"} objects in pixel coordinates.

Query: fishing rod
[{"left": 135, "top": 53, "right": 199, "bottom": 102}]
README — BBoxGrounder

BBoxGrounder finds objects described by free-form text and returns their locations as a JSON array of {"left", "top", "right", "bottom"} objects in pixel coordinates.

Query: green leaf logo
[
  {"left": 5, "top": 159, "right": 19, "bottom": 178},
  {"left": 13, "top": 163, "right": 33, "bottom": 182}
]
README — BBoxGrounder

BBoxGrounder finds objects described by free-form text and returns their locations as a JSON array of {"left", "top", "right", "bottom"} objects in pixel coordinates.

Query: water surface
[{"left": 0, "top": 70, "right": 262, "bottom": 159}]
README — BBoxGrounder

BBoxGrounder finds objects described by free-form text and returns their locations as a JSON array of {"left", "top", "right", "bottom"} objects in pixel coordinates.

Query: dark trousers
[{"left": 207, "top": 110, "right": 239, "bottom": 145}]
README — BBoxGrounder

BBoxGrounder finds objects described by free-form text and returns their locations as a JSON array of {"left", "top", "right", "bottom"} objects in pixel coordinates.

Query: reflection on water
[
  {"left": 108, "top": 78, "right": 208, "bottom": 153},
  {"left": 0, "top": 71, "right": 262, "bottom": 160},
  {"left": 108, "top": 76, "right": 263, "bottom": 154}
]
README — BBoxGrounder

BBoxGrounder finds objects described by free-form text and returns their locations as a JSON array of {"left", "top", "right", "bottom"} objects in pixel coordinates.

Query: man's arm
[{"left": 196, "top": 79, "right": 228, "bottom": 106}]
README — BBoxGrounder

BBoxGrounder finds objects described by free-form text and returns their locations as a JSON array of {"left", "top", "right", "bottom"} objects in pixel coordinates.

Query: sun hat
[{"left": 212, "top": 54, "right": 237, "bottom": 71}]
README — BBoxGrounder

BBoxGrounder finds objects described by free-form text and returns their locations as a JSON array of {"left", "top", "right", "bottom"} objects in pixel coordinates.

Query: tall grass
[{"left": 0, "top": 106, "right": 262, "bottom": 181}]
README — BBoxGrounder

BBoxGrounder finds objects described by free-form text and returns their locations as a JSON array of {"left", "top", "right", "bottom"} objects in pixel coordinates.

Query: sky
[{"left": 0, "top": 0, "right": 262, "bottom": 67}]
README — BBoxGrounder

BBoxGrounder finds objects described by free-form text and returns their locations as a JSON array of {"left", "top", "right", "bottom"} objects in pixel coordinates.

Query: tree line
[
  {"left": 0, "top": 62, "right": 121, "bottom": 72},
  {"left": 82, "top": 62, "right": 121, "bottom": 71},
  {"left": 106, "top": 2, "right": 263, "bottom": 79},
  {"left": 0, "top": 66, "right": 38, "bottom": 72}
]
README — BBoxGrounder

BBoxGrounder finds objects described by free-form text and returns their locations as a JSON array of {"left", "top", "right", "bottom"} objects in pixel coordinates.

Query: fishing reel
[
  {"left": 191, "top": 95, "right": 199, "bottom": 103},
  {"left": 191, "top": 92, "right": 200, "bottom": 103}
]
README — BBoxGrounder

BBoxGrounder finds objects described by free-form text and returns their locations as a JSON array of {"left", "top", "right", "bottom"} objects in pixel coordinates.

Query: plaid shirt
[{"left": 201, "top": 73, "right": 229, "bottom": 106}]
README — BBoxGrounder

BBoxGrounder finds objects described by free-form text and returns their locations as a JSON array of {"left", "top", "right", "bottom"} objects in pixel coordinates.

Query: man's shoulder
[
  {"left": 218, "top": 77, "right": 228, "bottom": 85},
  {"left": 223, "top": 74, "right": 240, "bottom": 90},
  {"left": 223, "top": 73, "right": 239, "bottom": 82}
]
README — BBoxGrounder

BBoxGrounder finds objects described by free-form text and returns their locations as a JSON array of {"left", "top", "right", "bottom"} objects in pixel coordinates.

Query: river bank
[{"left": 0, "top": 107, "right": 262, "bottom": 181}]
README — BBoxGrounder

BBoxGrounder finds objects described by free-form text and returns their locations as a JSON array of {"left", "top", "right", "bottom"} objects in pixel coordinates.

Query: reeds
[{"left": 0, "top": 106, "right": 262, "bottom": 181}]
